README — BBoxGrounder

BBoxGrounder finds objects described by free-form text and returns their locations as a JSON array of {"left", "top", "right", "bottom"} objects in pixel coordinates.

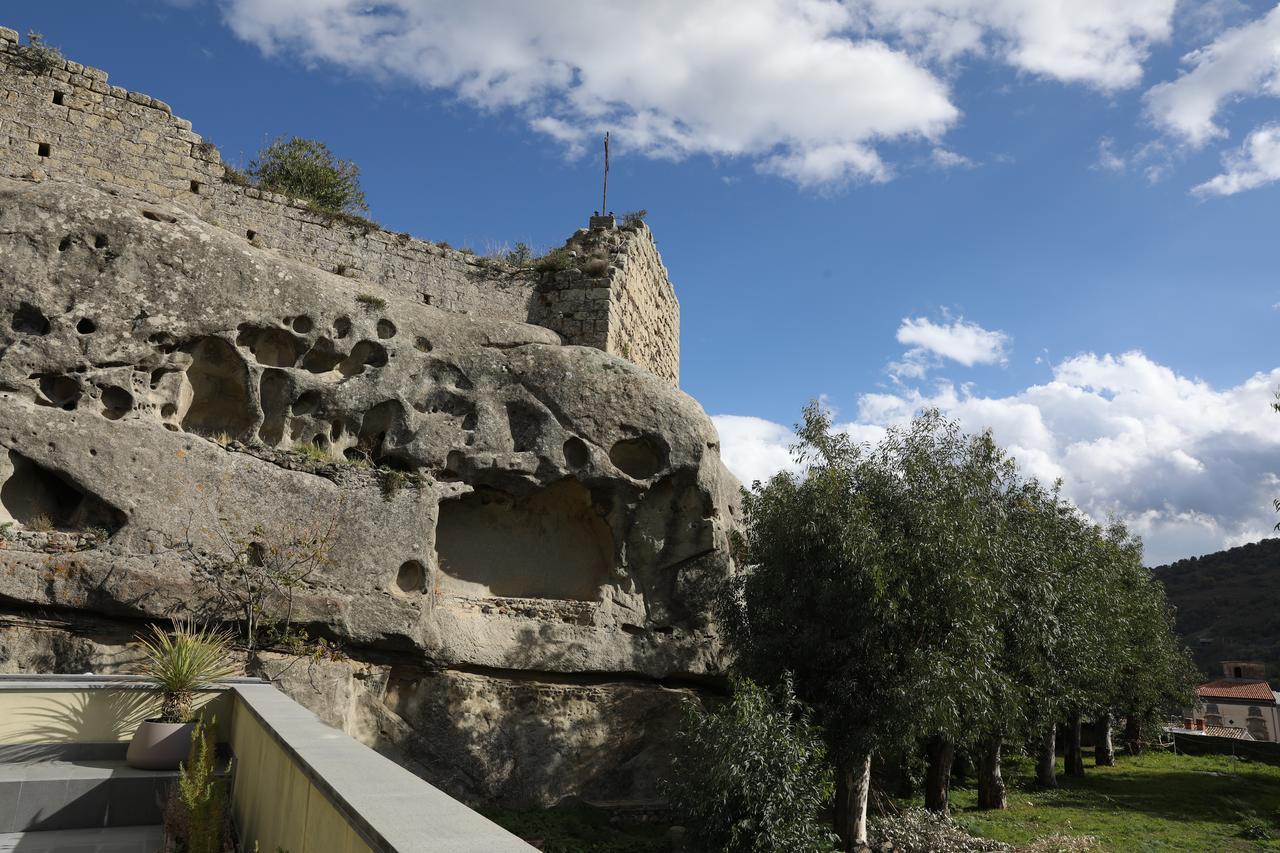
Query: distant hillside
[{"left": 1154, "top": 538, "right": 1280, "bottom": 688}]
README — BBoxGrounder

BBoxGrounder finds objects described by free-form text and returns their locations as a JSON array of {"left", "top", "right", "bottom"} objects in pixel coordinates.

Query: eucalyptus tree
[
  {"left": 1096, "top": 521, "right": 1197, "bottom": 758},
  {"left": 723, "top": 406, "right": 1011, "bottom": 846},
  {"left": 971, "top": 478, "right": 1063, "bottom": 808}
]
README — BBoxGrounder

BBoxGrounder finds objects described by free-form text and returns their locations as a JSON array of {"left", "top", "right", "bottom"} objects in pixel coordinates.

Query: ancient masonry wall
[{"left": 0, "top": 27, "right": 679, "bottom": 384}]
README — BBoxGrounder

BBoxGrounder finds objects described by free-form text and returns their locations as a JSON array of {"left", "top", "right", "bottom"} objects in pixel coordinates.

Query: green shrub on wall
[{"left": 248, "top": 137, "right": 368, "bottom": 216}]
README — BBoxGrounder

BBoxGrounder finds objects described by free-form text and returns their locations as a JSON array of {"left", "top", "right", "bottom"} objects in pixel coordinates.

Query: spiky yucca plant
[{"left": 137, "top": 620, "right": 237, "bottom": 723}]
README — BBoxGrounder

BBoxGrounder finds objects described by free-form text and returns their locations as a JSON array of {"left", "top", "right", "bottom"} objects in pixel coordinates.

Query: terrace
[{"left": 0, "top": 674, "right": 534, "bottom": 851}]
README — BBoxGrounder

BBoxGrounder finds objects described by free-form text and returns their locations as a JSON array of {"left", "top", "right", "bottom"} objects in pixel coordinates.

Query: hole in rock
[
  {"left": 330, "top": 420, "right": 344, "bottom": 440},
  {"left": 427, "top": 360, "right": 472, "bottom": 391},
  {"left": 434, "top": 478, "right": 614, "bottom": 601},
  {"left": 291, "top": 391, "right": 320, "bottom": 416},
  {"left": 563, "top": 437, "right": 589, "bottom": 468},
  {"left": 301, "top": 338, "right": 343, "bottom": 374},
  {"left": 189, "top": 180, "right": 201, "bottom": 194},
  {"left": 337, "top": 340, "right": 387, "bottom": 378},
  {"left": 413, "top": 337, "right": 432, "bottom": 353},
  {"left": 292, "top": 316, "right": 314, "bottom": 334},
  {"left": 147, "top": 332, "right": 178, "bottom": 353},
  {"left": 57, "top": 235, "right": 72, "bottom": 252},
  {"left": 52, "top": 91, "right": 64, "bottom": 105},
  {"left": 358, "top": 400, "right": 408, "bottom": 464},
  {"left": 236, "top": 324, "right": 306, "bottom": 368},
  {"left": 246, "top": 229, "right": 257, "bottom": 242},
  {"left": 180, "top": 337, "right": 256, "bottom": 438},
  {"left": 505, "top": 402, "right": 545, "bottom": 453},
  {"left": 0, "top": 450, "right": 126, "bottom": 533},
  {"left": 12, "top": 303, "right": 50, "bottom": 336},
  {"left": 376, "top": 319, "right": 396, "bottom": 339},
  {"left": 160, "top": 403, "right": 176, "bottom": 418},
  {"left": 394, "top": 560, "right": 426, "bottom": 594},
  {"left": 609, "top": 435, "right": 667, "bottom": 480},
  {"left": 100, "top": 386, "right": 133, "bottom": 420},
  {"left": 141, "top": 210, "right": 177, "bottom": 223},
  {"left": 75, "top": 318, "right": 96, "bottom": 335},
  {"left": 37, "top": 375, "right": 80, "bottom": 410},
  {"left": 94, "top": 234, "right": 109, "bottom": 249},
  {"left": 258, "top": 369, "right": 292, "bottom": 446},
  {"left": 444, "top": 450, "right": 466, "bottom": 476},
  {"left": 37, "top": 142, "right": 50, "bottom": 158},
  {"left": 333, "top": 317, "right": 351, "bottom": 339}
]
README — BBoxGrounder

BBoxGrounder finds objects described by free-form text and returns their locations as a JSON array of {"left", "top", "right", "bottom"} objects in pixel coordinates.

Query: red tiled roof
[
  {"left": 1197, "top": 679, "right": 1277, "bottom": 703},
  {"left": 1205, "top": 726, "right": 1255, "bottom": 740}
]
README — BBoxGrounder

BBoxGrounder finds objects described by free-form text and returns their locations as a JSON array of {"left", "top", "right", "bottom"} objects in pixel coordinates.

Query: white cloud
[
  {"left": 930, "top": 147, "right": 974, "bottom": 169},
  {"left": 853, "top": 0, "right": 1176, "bottom": 89},
  {"left": 221, "top": 0, "right": 1177, "bottom": 187},
  {"left": 1192, "top": 123, "right": 1280, "bottom": 196},
  {"left": 714, "top": 352, "right": 1280, "bottom": 564},
  {"left": 889, "top": 315, "right": 1009, "bottom": 380},
  {"left": 1145, "top": 4, "right": 1280, "bottom": 148},
  {"left": 223, "top": 0, "right": 958, "bottom": 187},
  {"left": 712, "top": 415, "right": 802, "bottom": 486},
  {"left": 1095, "top": 136, "right": 1127, "bottom": 172}
]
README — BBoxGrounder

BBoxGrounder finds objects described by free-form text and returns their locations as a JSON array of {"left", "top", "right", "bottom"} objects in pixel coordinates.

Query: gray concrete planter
[{"left": 126, "top": 719, "right": 194, "bottom": 770}]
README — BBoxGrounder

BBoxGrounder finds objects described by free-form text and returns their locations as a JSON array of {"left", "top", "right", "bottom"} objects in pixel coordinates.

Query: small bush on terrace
[
  {"left": 533, "top": 248, "right": 575, "bottom": 273},
  {"left": 669, "top": 676, "right": 837, "bottom": 853},
  {"left": 247, "top": 137, "right": 367, "bottom": 216}
]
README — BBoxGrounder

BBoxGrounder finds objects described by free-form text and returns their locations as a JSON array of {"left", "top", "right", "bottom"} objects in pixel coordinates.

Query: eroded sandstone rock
[{"left": 0, "top": 175, "right": 738, "bottom": 805}]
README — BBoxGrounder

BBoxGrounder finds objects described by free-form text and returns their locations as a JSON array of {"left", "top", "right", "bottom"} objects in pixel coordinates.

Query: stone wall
[
  {"left": 536, "top": 219, "right": 680, "bottom": 384},
  {"left": 0, "top": 27, "right": 679, "bottom": 384}
]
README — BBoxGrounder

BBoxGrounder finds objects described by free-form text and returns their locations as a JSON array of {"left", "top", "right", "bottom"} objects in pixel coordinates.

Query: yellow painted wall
[
  {"left": 229, "top": 698, "right": 374, "bottom": 853},
  {"left": 0, "top": 689, "right": 231, "bottom": 743}
]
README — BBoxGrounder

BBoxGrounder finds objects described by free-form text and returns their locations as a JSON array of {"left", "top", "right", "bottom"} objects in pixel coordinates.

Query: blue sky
[{"left": 13, "top": 1, "right": 1280, "bottom": 563}]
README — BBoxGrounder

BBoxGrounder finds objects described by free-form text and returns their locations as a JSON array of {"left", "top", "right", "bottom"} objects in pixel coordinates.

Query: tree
[
  {"left": 971, "top": 479, "right": 1063, "bottom": 808},
  {"left": 248, "top": 137, "right": 367, "bottom": 215},
  {"left": 669, "top": 676, "right": 837, "bottom": 853},
  {"left": 723, "top": 406, "right": 1012, "bottom": 847}
]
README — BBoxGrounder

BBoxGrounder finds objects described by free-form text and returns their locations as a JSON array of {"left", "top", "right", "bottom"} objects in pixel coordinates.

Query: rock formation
[{"left": 0, "top": 27, "right": 737, "bottom": 808}]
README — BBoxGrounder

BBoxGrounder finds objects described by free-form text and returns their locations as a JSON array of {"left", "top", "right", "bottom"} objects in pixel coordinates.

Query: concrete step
[
  {"left": 0, "top": 825, "right": 163, "bottom": 852},
  {"left": 0, "top": 748, "right": 175, "bottom": 833}
]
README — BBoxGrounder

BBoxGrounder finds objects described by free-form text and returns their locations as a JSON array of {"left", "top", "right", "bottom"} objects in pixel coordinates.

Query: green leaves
[
  {"left": 248, "top": 137, "right": 367, "bottom": 216},
  {"left": 137, "top": 619, "right": 237, "bottom": 723},
  {"left": 669, "top": 677, "right": 838, "bottom": 853}
]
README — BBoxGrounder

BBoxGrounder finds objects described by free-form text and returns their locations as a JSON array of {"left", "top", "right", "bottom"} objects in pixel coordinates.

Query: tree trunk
[
  {"left": 924, "top": 736, "right": 954, "bottom": 814},
  {"left": 834, "top": 752, "right": 872, "bottom": 851},
  {"left": 976, "top": 736, "right": 1007, "bottom": 810},
  {"left": 1123, "top": 714, "right": 1143, "bottom": 755},
  {"left": 1064, "top": 712, "right": 1084, "bottom": 776},
  {"left": 1035, "top": 726, "right": 1058, "bottom": 789},
  {"left": 1095, "top": 712, "right": 1115, "bottom": 766}
]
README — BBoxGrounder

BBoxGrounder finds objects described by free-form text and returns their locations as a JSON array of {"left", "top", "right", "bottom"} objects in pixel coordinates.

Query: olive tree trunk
[
  {"left": 835, "top": 752, "right": 872, "bottom": 851},
  {"left": 1064, "top": 712, "right": 1085, "bottom": 776},
  {"left": 924, "top": 736, "right": 954, "bottom": 814},
  {"left": 1095, "top": 712, "right": 1115, "bottom": 766},
  {"left": 976, "top": 736, "right": 1007, "bottom": 810},
  {"left": 1035, "top": 726, "right": 1058, "bottom": 789},
  {"left": 1123, "top": 714, "right": 1143, "bottom": 755}
]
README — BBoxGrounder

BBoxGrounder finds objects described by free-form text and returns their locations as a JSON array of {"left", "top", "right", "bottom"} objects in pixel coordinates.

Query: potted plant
[{"left": 127, "top": 619, "right": 237, "bottom": 770}]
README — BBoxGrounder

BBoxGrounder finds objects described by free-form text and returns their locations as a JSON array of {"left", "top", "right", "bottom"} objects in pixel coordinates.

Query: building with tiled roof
[{"left": 1186, "top": 662, "right": 1280, "bottom": 743}]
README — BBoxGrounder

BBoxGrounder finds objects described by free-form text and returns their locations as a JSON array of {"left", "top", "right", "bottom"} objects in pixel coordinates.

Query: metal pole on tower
[{"left": 602, "top": 132, "right": 610, "bottom": 214}]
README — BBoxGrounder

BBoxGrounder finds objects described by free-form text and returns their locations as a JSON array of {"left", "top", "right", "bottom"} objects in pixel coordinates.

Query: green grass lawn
[{"left": 950, "top": 750, "right": 1280, "bottom": 851}]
